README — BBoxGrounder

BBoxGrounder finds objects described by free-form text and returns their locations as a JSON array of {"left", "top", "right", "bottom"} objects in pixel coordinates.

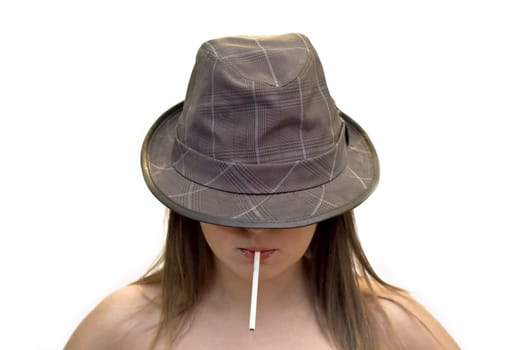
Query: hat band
[{"left": 171, "top": 123, "right": 348, "bottom": 195}]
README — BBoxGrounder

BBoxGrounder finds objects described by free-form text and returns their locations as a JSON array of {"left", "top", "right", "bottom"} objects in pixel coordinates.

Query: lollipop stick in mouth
[{"left": 249, "top": 251, "right": 261, "bottom": 331}]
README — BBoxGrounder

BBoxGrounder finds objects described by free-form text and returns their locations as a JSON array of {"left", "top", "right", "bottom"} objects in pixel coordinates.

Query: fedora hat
[{"left": 141, "top": 33, "right": 379, "bottom": 228}]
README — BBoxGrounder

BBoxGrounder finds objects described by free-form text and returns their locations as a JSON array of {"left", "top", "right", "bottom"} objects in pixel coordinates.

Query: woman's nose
[{"left": 244, "top": 228, "right": 271, "bottom": 236}]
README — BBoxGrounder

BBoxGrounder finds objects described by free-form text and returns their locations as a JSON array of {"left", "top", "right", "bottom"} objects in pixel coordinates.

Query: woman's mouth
[{"left": 239, "top": 248, "right": 277, "bottom": 261}]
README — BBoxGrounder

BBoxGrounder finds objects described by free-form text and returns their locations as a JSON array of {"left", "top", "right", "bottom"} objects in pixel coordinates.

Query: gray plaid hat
[{"left": 141, "top": 33, "right": 379, "bottom": 228}]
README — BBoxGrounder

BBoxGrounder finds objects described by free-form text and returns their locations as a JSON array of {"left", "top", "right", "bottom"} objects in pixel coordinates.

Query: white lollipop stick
[{"left": 249, "top": 251, "right": 261, "bottom": 331}]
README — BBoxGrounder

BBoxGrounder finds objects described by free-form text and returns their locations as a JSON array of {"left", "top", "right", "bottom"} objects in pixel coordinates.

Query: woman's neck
[{"left": 202, "top": 258, "right": 312, "bottom": 316}]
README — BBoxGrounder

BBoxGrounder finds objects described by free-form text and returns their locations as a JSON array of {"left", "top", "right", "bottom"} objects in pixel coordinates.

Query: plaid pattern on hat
[{"left": 141, "top": 33, "right": 379, "bottom": 228}]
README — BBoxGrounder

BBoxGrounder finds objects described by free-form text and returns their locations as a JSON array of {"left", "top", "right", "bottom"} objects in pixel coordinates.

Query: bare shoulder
[
  {"left": 64, "top": 283, "right": 161, "bottom": 350},
  {"left": 372, "top": 284, "right": 461, "bottom": 350}
]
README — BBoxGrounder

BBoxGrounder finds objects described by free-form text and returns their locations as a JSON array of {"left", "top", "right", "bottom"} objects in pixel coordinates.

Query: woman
[{"left": 65, "top": 33, "right": 460, "bottom": 349}]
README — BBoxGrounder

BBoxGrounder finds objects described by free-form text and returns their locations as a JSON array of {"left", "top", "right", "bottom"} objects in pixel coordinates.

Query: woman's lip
[{"left": 239, "top": 248, "right": 277, "bottom": 261}]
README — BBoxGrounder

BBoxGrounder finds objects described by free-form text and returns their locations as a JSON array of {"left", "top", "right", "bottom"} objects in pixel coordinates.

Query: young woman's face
[{"left": 200, "top": 223, "right": 317, "bottom": 281}]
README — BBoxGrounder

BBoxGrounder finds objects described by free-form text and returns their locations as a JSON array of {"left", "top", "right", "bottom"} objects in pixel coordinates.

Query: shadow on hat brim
[{"left": 141, "top": 102, "right": 379, "bottom": 228}]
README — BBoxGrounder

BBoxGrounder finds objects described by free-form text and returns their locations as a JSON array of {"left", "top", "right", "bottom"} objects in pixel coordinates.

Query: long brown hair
[{"left": 132, "top": 210, "right": 403, "bottom": 350}]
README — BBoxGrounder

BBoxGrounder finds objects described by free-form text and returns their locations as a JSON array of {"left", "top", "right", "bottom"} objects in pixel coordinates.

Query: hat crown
[
  {"left": 178, "top": 33, "right": 342, "bottom": 164},
  {"left": 204, "top": 34, "right": 309, "bottom": 86}
]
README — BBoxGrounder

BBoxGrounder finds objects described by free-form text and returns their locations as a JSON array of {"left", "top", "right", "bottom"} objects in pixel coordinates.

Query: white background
[{"left": 1, "top": 1, "right": 526, "bottom": 349}]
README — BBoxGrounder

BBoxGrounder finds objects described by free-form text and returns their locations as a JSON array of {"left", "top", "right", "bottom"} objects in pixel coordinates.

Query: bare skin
[
  {"left": 64, "top": 282, "right": 460, "bottom": 349},
  {"left": 65, "top": 224, "right": 461, "bottom": 350}
]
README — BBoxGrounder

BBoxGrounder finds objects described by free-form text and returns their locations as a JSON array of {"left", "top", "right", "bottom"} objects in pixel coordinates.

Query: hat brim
[{"left": 141, "top": 102, "right": 379, "bottom": 228}]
